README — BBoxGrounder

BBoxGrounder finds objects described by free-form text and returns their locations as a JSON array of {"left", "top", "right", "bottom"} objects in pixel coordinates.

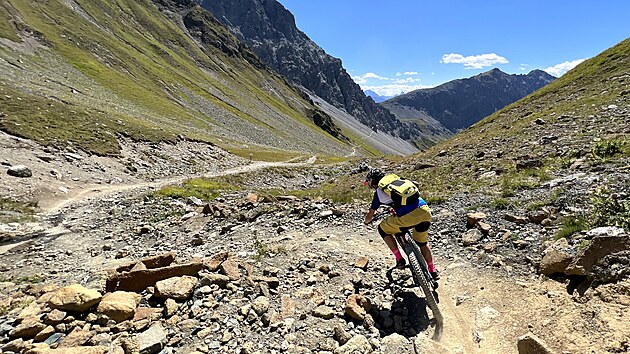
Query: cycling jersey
[{"left": 370, "top": 187, "right": 427, "bottom": 216}]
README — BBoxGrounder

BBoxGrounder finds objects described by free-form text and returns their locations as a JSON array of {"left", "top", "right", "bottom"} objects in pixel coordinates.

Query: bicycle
[{"left": 372, "top": 211, "right": 444, "bottom": 335}]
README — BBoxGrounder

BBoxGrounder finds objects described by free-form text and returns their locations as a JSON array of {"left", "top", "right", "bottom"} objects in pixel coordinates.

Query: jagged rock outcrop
[
  {"left": 382, "top": 68, "right": 556, "bottom": 132},
  {"left": 156, "top": 0, "right": 264, "bottom": 68},
  {"left": 197, "top": 0, "right": 422, "bottom": 143}
]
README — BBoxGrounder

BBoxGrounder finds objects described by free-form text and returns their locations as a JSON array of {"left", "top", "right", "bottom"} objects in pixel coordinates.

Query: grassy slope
[{"left": 0, "top": 0, "right": 354, "bottom": 156}]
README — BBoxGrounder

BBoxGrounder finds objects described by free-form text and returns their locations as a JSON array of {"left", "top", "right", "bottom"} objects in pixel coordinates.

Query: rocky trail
[
  {"left": 1, "top": 143, "right": 629, "bottom": 354},
  {"left": 1, "top": 132, "right": 630, "bottom": 354}
]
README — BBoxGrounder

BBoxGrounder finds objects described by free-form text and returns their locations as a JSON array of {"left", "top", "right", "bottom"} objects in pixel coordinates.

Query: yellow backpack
[{"left": 378, "top": 174, "right": 419, "bottom": 206}]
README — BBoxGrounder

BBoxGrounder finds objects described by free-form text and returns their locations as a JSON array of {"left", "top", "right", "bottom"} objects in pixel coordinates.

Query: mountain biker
[{"left": 363, "top": 168, "right": 439, "bottom": 280}]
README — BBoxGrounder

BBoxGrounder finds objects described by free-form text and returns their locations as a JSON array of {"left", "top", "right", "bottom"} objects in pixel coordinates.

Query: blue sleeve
[{"left": 370, "top": 191, "right": 380, "bottom": 210}]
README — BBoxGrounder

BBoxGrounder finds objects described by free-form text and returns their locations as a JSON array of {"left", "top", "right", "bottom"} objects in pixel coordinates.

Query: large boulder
[
  {"left": 154, "top": 276, "right": 198, "bottom": 300},
  {"left": 540, "top": 249, "right": 573, "bottom": 275},
  {"left": 8, "top": 317, "right": 46, "bottom": 339},
  {"left": 96, "top": 291, "right": 139, "bottom": 323},
  {"left": 48, "top": 284, "right": 102, "bottom": 312},
  {"left": 539, "top": 238, "right": 574, "bottom": 275},
  {"left": 565, "top": 229, "right": 630, "bottom": 276},
  {"left": 7, "top": 165, "right": 32, "bottom": 178},
  {"left": 105, "top": 261, "right": 203, "bottom": 292}
]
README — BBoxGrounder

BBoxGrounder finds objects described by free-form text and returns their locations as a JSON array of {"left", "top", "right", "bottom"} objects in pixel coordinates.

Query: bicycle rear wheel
[{"left": 404, "top": 242, "right": 443, "bottom": 325}]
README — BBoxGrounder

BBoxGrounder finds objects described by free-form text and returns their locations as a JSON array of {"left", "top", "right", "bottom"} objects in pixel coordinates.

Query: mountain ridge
[
  {"left": 403, "top": 37, "right": 630, "bottom": 199},
  {"left": 382, "top": 68, "right": 556, "bottom": 134},
  {"left": 197, "top": 0, "right": 424, "bottom": 147}
]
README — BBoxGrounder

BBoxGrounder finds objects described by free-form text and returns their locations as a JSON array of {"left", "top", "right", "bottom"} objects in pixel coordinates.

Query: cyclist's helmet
[{"left": 365, "top": 168, "right": 385, "bottom": 188}]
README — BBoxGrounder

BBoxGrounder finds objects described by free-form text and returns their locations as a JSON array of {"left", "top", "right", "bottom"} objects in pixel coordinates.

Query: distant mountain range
[
  {"left": 382, "top": 68, "right": 556, "bottom": 134},
  {"left": 189, "top": 0, "right": 558, "bottom": 151},
  {"left": 365, "top": 90, "right": 399, "bottom": 103}
]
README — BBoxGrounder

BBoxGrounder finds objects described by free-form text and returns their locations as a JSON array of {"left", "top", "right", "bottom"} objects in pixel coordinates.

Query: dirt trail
[
  {"left": 279, "top": 227, "right": 495, "bottom": 352},
  {"left": 38, "top": 157, "right": 317, "bottom": 214},
  {"left": 281, "top": 225, "right": 630, "bottom": 354}
]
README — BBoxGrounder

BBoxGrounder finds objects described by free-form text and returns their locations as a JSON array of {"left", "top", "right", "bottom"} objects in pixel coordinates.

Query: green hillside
[{"left": 0, "top": 0, "right": 354, "bottom": 157}]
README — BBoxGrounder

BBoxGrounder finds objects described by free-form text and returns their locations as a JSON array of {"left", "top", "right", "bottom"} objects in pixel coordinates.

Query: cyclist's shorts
[{"left": 379, "top": 205, "right": 432, "bottom": 243}]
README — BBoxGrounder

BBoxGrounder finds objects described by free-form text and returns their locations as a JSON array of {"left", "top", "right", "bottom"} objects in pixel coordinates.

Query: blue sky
[{"left": 277, "top": 0, "right": 630, "bottom": 96}]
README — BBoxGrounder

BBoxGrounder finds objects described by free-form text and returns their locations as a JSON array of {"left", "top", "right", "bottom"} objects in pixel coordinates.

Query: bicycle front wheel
[{"left": 405, "top": 243, "right": 443, "bottom": 325}]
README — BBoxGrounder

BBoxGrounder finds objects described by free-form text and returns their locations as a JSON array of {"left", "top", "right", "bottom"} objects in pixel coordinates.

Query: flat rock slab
[
  {"left": 115, "top": 253, "right": 176, "bottom": 273},
  {"left": 27, "top": 346, "right": 111, "bottom": 354},
  {"left": 566, "top": 234, "right": 630, "bottom": 276},
  {"left": 106, "top": 262, "right": 202, "bottom": 292}
]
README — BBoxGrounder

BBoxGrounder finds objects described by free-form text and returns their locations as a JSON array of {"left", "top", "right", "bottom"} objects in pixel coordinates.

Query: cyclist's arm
[
  {"left": 365, "top": 191, "right": 381, "bottom": 224},
  {"left": 364, "top": 208, "right": 376, "bottom": 225}
]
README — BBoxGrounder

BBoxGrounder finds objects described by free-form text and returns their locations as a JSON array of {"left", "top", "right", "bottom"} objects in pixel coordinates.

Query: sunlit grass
[{"left": 0, "top": 197, "right": 36, "bottom": 223}]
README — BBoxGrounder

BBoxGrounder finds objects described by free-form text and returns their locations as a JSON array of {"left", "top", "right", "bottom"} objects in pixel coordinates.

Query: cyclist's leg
[
  {"left": 378, "top": 217, "right": 406, "bottom": 268},
  {"left": 414, "top": 224, "right": 432, "bottom": 266},
  {"left": 407, "top": 206, "right": 439, "bottom": 278}
]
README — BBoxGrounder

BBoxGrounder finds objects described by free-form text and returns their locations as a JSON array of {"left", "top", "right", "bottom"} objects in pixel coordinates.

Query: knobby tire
[{"left": 405, "top": 242, "right": 443, "bottom": 325}]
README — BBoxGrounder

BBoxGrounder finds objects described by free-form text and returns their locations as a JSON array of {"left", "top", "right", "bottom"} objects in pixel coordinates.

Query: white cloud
[
  {"left": 365, "top": 72, "right": 390, "bottom": 80},
  {"left": 352, "top": 71, "right": 427, "bottom": 95},
  {"left": 394, "top": 71, "right": 418, "bottom": 77},
  {"left": 351, "top": 75, "right": 368, "bottom": 84},
  {"left": 393, "top": 77, "right": 421, "bottom": 84},
  {"left": 363, "top": 84, "right": 432, "bottom": 97},
  {"left": 440, "top": 53, "right": 509, "bottom": 69},
  {"left": 543, "top": 59, "right": 586, "bottom": 77},
  {"left": 351, "top": 72, "right": 392, "bottom": 84}
]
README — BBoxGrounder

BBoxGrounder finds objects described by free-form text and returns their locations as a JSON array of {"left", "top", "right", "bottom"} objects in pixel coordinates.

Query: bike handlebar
[{"left": 366, "top": 209, "right": 395, "bottom": 224}]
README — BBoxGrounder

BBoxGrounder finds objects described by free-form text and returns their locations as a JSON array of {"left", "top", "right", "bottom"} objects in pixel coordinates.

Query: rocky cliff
[
  {"left": 198, "top": 0, "right": 423, "bottom": 144},
  {"left": 382, "top": 68, "right": 556, "bottom": 133}
]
